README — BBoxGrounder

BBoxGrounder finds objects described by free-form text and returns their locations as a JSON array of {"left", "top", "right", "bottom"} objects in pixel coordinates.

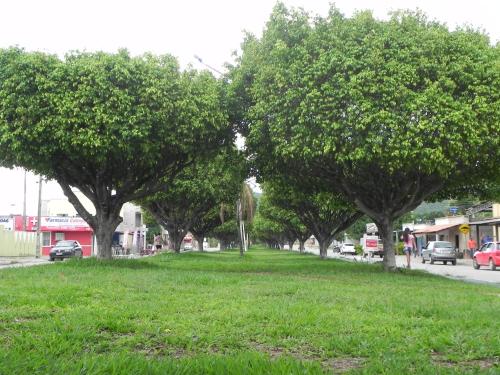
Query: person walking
[
  {"left": 402, "top": 227, "right": 417, "bottom": 269},
  {"left": 467, "top": 237, "right": 477, "bottom": 259}
]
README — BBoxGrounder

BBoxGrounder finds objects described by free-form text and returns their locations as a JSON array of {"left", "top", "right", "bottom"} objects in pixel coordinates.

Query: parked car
[
  {"left": 421, "top": 241, "right": 456, "bottom": 265},
  {"left": 473, "top": 242, "right": 500, "bottom": 270},
  {"left": 340, "top": 242, "right": 356, "bottom": 255},
  {"left": 49, "top": 240, "right": 83, "bottom": 261}
]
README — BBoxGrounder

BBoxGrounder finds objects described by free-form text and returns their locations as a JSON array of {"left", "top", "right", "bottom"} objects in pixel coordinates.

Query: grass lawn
[{"left": 0, "top": 246, "right": 499, "bottom": 374}]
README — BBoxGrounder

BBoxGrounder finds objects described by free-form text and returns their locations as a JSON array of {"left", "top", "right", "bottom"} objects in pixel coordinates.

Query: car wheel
[
  {"left": 422, "top": 257, "right": 425, "bottom": 264},
  {"left": 444, "top": 261, "right": 447, "bottom": 265},
  {"left": 49, "top": 257, "right": 54, "bottom": 262},
  {"left": 490, "top": 259, "right": 497, "bottom": 271},
  {"left": 430, "top": 257, "right": 434, "bottom": 264},
  {"left": 452, "top": 260, "right": 456, "bottom": 266},
  {"left": 473, "top": 258, "right": 480, "bottom": 270}
]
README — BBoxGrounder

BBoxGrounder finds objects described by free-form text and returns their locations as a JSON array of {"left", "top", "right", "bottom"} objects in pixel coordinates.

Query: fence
[{"left": 0, "top": 227, "right": 37, "bottom": 257}]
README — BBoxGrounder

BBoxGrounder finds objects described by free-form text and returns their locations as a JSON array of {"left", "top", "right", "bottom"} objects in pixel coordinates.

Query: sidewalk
[{"left": 0, "top": 257, "right": 51, "bottom": 269}]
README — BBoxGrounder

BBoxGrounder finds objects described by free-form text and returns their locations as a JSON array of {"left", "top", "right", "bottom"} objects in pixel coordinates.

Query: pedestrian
[
  {"left": 153, "top": 233, "right": 162, "bottom": 252},
  {"left": 402, "top": 227, "right": 416, "bottom": 269},
  {"left": 467, "top": 237, "right": 477, "bottom": 259}
]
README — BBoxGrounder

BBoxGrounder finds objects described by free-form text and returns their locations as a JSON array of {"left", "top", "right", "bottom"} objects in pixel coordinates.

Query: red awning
[{"left": 413, "top": 223, "right": 459, "bottom": 234}]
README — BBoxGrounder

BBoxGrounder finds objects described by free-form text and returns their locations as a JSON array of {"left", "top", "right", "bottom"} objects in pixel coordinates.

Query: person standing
[
  {"left": 402, "top": 228, "right": 416, "bottom": 269},
  {"left": 467, "top": 237, "right": 477, "bottom": 259}
]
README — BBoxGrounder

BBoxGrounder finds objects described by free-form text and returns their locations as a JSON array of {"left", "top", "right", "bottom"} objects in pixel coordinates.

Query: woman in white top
[{"left": 402, "top": 228, "right": 417, "bottom": 269}]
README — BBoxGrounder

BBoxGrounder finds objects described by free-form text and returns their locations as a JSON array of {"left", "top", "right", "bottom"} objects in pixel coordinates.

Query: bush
[{"left": 354, "top": 244, "right": 363, "bottom": 255}]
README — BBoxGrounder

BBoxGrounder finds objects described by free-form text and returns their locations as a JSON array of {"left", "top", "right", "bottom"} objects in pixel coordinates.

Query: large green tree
[
  {"left": 239, "top": 5, "right": 499, "bottom": 270},
  {"left": 0, "top": 48, "right": 233, "bottom": 258},
  {"left": 264, "top": 180, "right": 361, "bottom": 259},
  {"left": 141, "top": 150, "right": 245, "bottom": 253}
]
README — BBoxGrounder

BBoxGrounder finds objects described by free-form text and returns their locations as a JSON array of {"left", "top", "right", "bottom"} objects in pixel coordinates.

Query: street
[
  {"left": 0, "top": 257, "right": 52, "bottom": 270},
  {"left": 299, "top": 247, "right": 500, "bottom": 287}
]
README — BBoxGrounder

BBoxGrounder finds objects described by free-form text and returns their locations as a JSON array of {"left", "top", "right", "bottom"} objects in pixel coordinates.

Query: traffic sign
[{"left": 459, "top": 224, "right": 470, "bottom": 234}]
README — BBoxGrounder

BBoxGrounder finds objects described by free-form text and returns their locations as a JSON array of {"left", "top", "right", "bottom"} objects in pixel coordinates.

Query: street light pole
[
  {"left": 35, "top": 175, "right": 42, "bottom": 258},
  {"left": 193, "top": 55, "right": 224, "bottom": 76}
]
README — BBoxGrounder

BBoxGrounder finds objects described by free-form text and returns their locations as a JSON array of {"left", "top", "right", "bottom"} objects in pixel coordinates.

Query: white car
[{"left": 340, "top": 243, "right": 356, "bottom": 255}]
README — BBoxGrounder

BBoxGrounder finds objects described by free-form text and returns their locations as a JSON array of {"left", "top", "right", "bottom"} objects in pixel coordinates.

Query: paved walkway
[
  {"left": 298, "top": 247, "right": 500, "bottom": 287},
  {"left": 0, "top": 257, "right": 52, "bottom": 270}
]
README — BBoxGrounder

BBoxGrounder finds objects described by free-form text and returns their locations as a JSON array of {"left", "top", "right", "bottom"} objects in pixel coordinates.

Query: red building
[{"left": 15, "top": 216, "right": 93, "bottom": 256}]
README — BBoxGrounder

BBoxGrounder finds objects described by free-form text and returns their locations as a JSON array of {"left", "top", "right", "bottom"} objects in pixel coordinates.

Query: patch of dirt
[
  {"left": 249, "top": 341, "right": 365, "bottom": 373},
  {"left": 134, "top": 341, "right": 188, "bottom": 358},
  {"left": 431, "top": 352, "right": 499, "bottom": 370}
]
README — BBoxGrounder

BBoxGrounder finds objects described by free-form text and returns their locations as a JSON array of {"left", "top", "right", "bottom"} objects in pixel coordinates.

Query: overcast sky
[{"left": 1, "top": 0, "right": 498, "bottom": 215}]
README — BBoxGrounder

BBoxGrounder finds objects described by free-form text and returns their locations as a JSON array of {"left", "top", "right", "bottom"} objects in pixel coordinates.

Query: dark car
[
  {"left": 421, "top": 241, "right": 457, "bottom": 265},
  {"left": 49, "top": 240, "right": 83, "bottom": 261},
  {"left": 473, "top": 242, "right": 500, "bottom": 270}
]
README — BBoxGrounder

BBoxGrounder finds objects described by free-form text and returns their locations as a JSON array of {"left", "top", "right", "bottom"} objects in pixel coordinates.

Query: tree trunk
[
  {"left": 168, "top": 229, "right": 184, "bottom": 254},
  {"left": 220, "top": 240, "right": 226, "bottom": 251},
  {"left": 195, "top": 234, "right": 204, "bottom": 252},
  {"left": 318, "top": 239, "right": 330, "bottom": 260},
  {"left": 93, "top": 215, "right": 122, "bottom": 259},
  {"left": 289, "top": 240, "right": 294, "bottom": 251},
  {"left": 378, "top": 218, "right": 396, "bottom": 271},
  {"left": 299, "top": 240, "right": 305, "bottom": 253}
]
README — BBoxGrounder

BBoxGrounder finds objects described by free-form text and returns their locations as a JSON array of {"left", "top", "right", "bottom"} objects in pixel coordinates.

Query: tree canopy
[
  {"left": 238, "top": 4, "right": 500, "bottom": 270},
  {"left": 0, "top": 48, "right": 233, "bottom": 258}
]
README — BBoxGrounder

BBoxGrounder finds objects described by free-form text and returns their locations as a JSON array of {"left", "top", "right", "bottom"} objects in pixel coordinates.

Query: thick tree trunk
[
  {"left": 299, "top": 240, "right": 305, "bottom": 253},
  {"left": 195, "top": 234, "right": 204, "bottom": 252},
  {"left": 378, "top": 219, "right": 396, "bottom": 271},
  {"left": 168, "top": 229, "right": 184, "bottom": 254},
  {"left": 93, "top": 215, "right": 122, "bottom": 259},
  {"left": 289, "top": 240, "right": 294, "bottom": 251},
  {"left": 318, "top": 238, "right": 330, "bottom": 260},
  {"left": 220, "top": 240, "right": 226, "bottom": 251}
]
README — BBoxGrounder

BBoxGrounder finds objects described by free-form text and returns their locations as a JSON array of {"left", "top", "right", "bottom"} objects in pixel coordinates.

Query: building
[
  {"left": 14, "top": 215, "right": 93, "bottom": 256},
  {"left": 413, "top": 216, "right": 469, "bottom": 250}
]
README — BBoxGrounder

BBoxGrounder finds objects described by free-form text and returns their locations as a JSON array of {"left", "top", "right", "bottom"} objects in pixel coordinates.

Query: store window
[
  {"left": 42, "top": 232, "right": 51, "bottom": 247},
  {"left": 55, "top": 232, "right": 64, "bottom": 242}
]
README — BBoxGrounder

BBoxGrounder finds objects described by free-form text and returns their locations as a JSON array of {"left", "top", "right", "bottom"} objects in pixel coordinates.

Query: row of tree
[
  {"left": 0, "top": 48, "right": 248, "bottom": 258},
  {"left": 230, "top": 4, "right": 499, "bottom": 270},
  {"left": 1, "top": 5, "right": 498, "bottom": 270}
]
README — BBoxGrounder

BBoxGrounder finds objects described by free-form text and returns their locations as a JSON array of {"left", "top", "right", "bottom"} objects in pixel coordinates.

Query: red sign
[
  {"left": 16, "top": 216, "right": 93, "bottom": 232},
  {"left": 366, "top": 239, "right": 378, "bottom": 248}
]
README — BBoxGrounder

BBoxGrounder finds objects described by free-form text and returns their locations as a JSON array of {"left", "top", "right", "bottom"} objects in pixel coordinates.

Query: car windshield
[
  {"left": 54, "top": 241, "right": 74, "bottom": 247},
  {"left": 434, "top": 242, "right": 453, "bottom": 248}
]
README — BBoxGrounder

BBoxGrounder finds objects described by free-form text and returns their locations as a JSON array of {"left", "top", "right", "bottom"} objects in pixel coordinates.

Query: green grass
[{"left": 0, "top": 246, "right": 499, "bottom": 374}]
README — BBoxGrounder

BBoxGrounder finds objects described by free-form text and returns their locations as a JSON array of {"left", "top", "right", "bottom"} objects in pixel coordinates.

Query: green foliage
[
  {"left": 237, "top": 4, "right": 499, "bottom": 269},
  {"left": 1, "top": 247, "right": 499, "bottom": 374},
  {"left": 0, "top": 48, "right": 233, "bottom": 257}
]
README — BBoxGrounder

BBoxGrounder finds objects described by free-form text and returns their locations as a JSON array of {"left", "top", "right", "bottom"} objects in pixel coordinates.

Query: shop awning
[
  {"left": 469, "top": 217, "right": 500, "bottom": 226},
  {"left": 413, "top": 223, "right": 459, "bottom": 234}
]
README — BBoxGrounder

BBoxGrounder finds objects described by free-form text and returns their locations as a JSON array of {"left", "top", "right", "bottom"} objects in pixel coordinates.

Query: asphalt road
[{"left": 300, "top": 247, "right": 500, "bottom": 287}]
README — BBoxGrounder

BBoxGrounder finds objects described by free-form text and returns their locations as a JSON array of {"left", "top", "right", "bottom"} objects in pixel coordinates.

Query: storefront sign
[{"left": 20, "top": 216, "right": 92, "bottom": 232}]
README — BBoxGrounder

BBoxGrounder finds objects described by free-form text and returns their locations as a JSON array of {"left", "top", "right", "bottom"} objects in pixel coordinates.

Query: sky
[{"left": 0, "top": 0, "right": 498, "bottom": 215}]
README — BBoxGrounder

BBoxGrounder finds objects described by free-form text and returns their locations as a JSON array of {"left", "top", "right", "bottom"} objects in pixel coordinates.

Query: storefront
[{"left": 14, "top": 216, "right": 93, "bottom": 256}]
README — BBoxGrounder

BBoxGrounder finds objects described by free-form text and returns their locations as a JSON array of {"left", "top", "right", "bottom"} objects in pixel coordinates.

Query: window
[
  {"left": 135, "top": 212, "right": 142, "bottom": 227},
  {"left": 42, "top": 232, "right": 51, "bottom": 247},
  {"left": 55, "top": 232, "right": 64, "bottom": 241}
]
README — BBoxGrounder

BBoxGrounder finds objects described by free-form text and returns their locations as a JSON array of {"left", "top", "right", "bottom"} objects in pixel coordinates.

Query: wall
[{"left": 0, "top": 227, "right": 36, "bottom": 257}]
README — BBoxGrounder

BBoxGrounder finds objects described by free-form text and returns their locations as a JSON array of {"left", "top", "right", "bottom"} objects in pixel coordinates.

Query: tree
[
  {"left": 264, "top": 180, "right": 361, "bottom": 259},
  {"left": 141, "top": 149, "right": 245, "bottom": 253},
  {"left": 0, "top": 48, "right": 233, "bottom": 258},
  {"left": 238, "top": 5, "right": 500, "bottom": 270},
  {"left": 257, "top": 187, "right": 310, "bottom": 252}
]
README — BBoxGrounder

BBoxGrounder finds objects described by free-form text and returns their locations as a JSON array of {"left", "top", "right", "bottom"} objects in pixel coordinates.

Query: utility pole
[
  {"left": 35, "top": 175, "right": 42, "bottom": 258},
  {"left": 22, "top": 170, "right": 27, "bottom": 231}
]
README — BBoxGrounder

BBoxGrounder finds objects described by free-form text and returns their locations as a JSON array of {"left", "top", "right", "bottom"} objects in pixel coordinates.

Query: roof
[
  {"left": 413, "top": 223, "right": 459, "bottom": 234},
  {"left": 469, "top": 217, "right": 500, "bottom": 226}
]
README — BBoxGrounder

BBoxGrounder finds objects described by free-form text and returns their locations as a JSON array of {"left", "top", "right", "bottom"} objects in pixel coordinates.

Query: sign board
[
  {"left": 19, "top": 216, "right": 92, "bottom": 232},
  {"left": 459, "top": 224, "right": 470, "bottom": 234},
  {"left": 0, "top": 216, "right": 13, "bottom": 231},
  {"left": 449, "top": 207, "right": 458, "bottom": 214},
  {"left": 465, "top": 201, "right": 493, "bottom": 217},
  {"left": 366, "top": 223, "right": 378, "bottom": 234}
]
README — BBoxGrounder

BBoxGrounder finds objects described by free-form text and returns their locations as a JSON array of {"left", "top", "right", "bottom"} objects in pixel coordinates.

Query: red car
[{"left": 473, "top": 242, "right": 500, "bottom": 270}]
